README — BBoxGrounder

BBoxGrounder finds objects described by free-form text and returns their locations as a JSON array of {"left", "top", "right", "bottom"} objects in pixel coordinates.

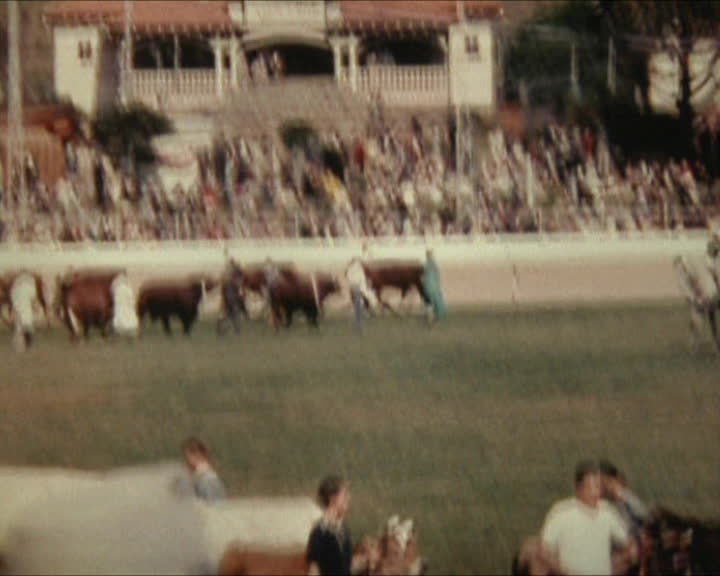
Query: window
[
  {"left": 78, "top": 41, "right": 93, "bottom": 65},
  {"left": 465, "top": 35, "right": 480, "bottom": 60}
]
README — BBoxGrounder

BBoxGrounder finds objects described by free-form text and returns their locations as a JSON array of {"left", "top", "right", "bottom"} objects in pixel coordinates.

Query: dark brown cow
[
  {"left": 269, "top": 271, "right": 340, "bottom": 329},
  {"left": 218, "top": 263, "right": 298, "bottom": 324},
  {"left": 57, "top": 270, "right": 121, "bottom": 338},
  {"left": 137, "top": 278, "right": 213, "bottom": 335},
  {"left": 240, "top": 264, "right": 300, "bottom": 297},
  {"left": 362, "top": 261, "right": 430, "bottom": 314}
]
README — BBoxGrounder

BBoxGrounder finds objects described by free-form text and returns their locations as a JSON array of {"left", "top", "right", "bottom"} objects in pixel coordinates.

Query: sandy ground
[{"left": 0, "top": 236, "right": 707, "bottom": 320}]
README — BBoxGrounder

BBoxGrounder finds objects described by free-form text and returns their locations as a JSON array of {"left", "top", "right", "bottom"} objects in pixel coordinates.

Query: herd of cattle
[{"left": 0, "top": 259, "right": 431, "bottom": 343}]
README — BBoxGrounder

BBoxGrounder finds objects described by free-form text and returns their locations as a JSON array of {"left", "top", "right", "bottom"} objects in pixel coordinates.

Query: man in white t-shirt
[{"left": 541, "top": 461, "right": 635, "bottom": 575}]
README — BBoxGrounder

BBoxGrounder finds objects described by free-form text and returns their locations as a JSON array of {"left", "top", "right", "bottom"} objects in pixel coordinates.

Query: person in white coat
[
  {"left": 10, "top": 273, "right": 41, "bottom": 352},
  {"left": 345, "top": 252, "right": 378, "bottom": 332},
  {"left": 111, "top": 272, "right": 139, "bottom": 337}
]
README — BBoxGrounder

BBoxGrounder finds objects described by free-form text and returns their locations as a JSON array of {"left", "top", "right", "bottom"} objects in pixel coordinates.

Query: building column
[
  {"left": 331, "top": 38, "right": 343, "bottom": 84},
  {"left": 229, "top": 35, "right": 239, "bottom": 90},
  {"left": 119, "top": 39, "right": 129, "bottom": 105},
  {"left": 212, "top": 37, "right": 224, "bottom": 98},
  {"left": 173, "top": 34, "right": 181, "bottom": 70},
  {"left": 348, "top": 35, "right": 359, "bottom": 92}
]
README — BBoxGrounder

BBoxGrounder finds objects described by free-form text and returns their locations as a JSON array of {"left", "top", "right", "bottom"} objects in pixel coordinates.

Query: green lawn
[{"left": 1, "top": 304, "right": 719, "bottom": 574}]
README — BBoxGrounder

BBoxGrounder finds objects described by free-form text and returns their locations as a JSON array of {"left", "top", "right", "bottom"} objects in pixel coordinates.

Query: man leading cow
[
  {"left": 345, "top": 255, "right": 377, "bottom": 333},
  {"left": 111, "top": 271, "right": 139, "bottom": 338},
  {"left": 217, "top": 259, "right": 247, "bottom": 335},
  {"left": 422, "top": 249, "right": 446, "bottom": 324},
  {"left": 674, "top": 231, "right": 720, "bottom": 351},
  {"left": 3, "top": 272, "right": 46, "bottom": 352}
]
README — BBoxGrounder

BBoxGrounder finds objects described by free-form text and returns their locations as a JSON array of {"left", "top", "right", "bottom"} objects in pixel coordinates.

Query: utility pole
[
  {"left": 570, "top": 40, "right": 580, "bottom": 100},
  {"left": 455, "top": 0, "right": 466, "bottom": 230},
  {"left": 6, "top": 0, "right": 25, "bottom": 213},
  {"left": 607, "top": 36, "right": 616, "bottom": 95},
  {"left": 121, "top": 0, "right": 133, "bottom": 106}
]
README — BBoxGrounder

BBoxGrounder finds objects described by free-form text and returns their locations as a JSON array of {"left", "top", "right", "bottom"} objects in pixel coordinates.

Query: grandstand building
[{"left": 44, "top": 0, "right": 503, "bottom": 128}]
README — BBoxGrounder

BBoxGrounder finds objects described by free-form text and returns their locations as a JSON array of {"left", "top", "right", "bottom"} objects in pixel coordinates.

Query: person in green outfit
[{"left": 421, "top": 248, "right": 446, "bottom": 323}]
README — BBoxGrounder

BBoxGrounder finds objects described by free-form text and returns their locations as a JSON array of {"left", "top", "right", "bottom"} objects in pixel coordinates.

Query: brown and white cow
[{"left": 56, "top": 269, "right": 122, "bottom": 339}]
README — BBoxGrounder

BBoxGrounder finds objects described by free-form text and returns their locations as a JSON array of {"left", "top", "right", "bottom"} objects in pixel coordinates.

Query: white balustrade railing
[
  {"left": 127, "top": 65, "right": 450, "bottom": 111},
  {"left": 358, "top": 65, "right": 449, "bottom": 108},
  {"left": 129, "top": 69, "right": 222, "bottom": 110}
]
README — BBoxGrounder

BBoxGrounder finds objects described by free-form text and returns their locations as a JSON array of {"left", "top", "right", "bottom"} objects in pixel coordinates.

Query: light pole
[
  {"left": 6, "top": 0, "right": 25, "bottom": 213},
  {"left": 454, "top": 0, "right": 466, "bottom": 230},
  {"left": 121, "top": 0, "right": 133, "bottom": 106}
]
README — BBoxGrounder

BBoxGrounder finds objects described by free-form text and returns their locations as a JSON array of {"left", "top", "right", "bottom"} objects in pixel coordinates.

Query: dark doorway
[
  {"left": 248, "top": 44, "right": 333, "bottom": 76},
  {"left": 133, "top": 37, "right": 214, "bottom": 69},
  {"left": 361, "top": 38, "right": 445, "bottom": 66}
]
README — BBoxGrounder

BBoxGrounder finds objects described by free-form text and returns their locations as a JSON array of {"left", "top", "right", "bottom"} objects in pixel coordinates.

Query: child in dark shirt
[{"left": 306, "top": 475, "right": 353, "bottom": 576}]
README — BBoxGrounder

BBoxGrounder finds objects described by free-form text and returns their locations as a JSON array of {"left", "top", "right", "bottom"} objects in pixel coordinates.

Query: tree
[
  {"left": 597, "top": 0, "right": 720, "bottom": 128},
  {"left": 92, "top": 104, "right": 173, "bottom": 168},
  {"left": 503, "top": 1, "right": 610, "bottom": 114}
]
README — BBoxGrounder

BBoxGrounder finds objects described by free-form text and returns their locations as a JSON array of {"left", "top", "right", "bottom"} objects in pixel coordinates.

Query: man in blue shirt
[{"left": 182, "top": 437, "right": 226, "bottom": 502}]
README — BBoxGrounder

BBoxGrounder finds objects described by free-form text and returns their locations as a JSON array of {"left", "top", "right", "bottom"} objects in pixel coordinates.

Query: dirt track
[{"left": 0, "top": 236, "right": 708, "bottom": 315}]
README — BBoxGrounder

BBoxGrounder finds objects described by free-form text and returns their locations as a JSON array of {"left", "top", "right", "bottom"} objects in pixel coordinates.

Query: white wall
[
  {"left": 648, "top": 39, "right": 720, "bottom": 114},
  {"left": 0, "top": 234, "right": 710, "bottom": 307},
  {"left": 54, "top": 26, "right": 102, "bottom": 116},
  {"left": 449, "top": 22, "right": 495, "bottom": 112}
]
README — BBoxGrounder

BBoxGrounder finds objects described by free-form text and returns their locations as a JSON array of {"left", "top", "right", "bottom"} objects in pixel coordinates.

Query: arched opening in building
[
  {"left": 133, "top": 36, "right": 214, "bottom": 69},
  {"left": 360, "top": 36, "right": 445, "bottom": 66},
  {"left": 245, "top": 43, "right": 334, "bottom": 77},
  {"left": 178, "top": 38, "right": 215, "bottom": 69},
  {"left": 133, "top": 38, "right": 169, "bottom": 69}
]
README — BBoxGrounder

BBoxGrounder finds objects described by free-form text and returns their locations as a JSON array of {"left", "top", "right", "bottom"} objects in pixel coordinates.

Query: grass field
[{"left": 1, "top": 304, "right": 719, "bottom": 575}]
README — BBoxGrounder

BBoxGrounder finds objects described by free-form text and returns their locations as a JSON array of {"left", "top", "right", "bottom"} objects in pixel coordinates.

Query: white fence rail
[
  {"left": 130, "top": 69, "right": 222, "bottom": 110},
  {"left": 0, "top": 234, "right": 708, "bottom": 305},
  {"left": 358, "top": 65, "right": 449, "bottom": 108}
]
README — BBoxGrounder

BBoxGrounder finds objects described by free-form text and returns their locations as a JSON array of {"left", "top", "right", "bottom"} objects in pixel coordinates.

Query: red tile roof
[
  {"left": 44, "top": 1, "right": 502, "bottom": 33},
  {"left": 44, "top": 1, "right": 233, "bottom": 33},
  {"left": 338, "top": 1, "right": 503, "bottom": 27}
]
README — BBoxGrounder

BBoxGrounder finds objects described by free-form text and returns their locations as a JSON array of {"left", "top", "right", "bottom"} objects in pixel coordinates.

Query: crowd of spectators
[{"left": 1, "top": 115, "right": 718, "bottom": 244}]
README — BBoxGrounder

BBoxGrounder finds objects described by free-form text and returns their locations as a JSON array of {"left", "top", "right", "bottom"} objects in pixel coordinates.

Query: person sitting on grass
[
  {"left": 306, "top": 475, "right": 354, "bottom": 576},
  {"left": 182, "top": 437, "right": 226, "bottom": 502}
]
